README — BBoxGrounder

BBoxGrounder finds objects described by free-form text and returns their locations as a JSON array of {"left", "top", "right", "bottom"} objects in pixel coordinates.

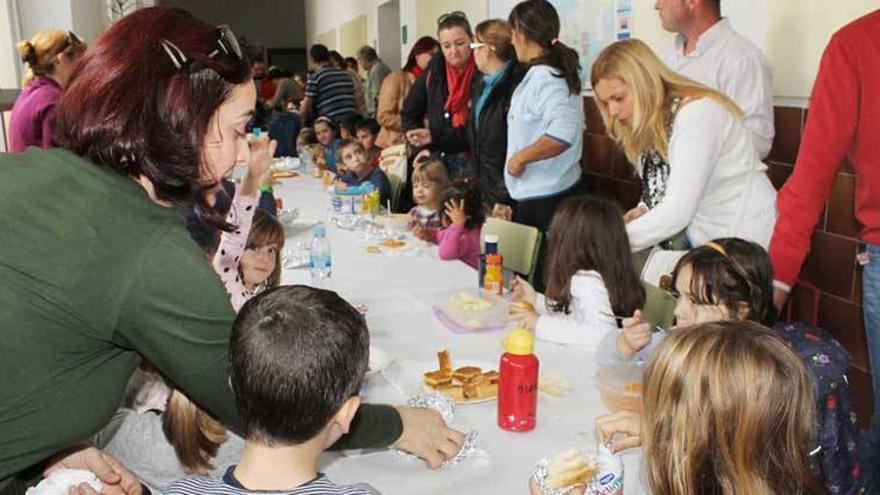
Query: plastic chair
[
  {"left": 387, "top": 174, "right": 404, "bottom": 212},
  {"left": 641, "top": 282, "right": 676, "bottom": 330},
  {"left": 481, "top": 218, "right": 542, "bottom": 284}
]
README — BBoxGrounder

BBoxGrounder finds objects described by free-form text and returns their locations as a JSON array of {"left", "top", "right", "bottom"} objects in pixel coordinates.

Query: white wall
[
  {"left": 306, "top": 0, "right": 879, "bottom": 100},
  {"left": 0, "top": 0, "right": 19, "bottom": 88}
]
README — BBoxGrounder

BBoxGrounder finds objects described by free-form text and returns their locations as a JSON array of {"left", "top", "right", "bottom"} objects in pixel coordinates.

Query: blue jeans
[{"left": 864, "top": 243, "right": 880, "bottom": 489}]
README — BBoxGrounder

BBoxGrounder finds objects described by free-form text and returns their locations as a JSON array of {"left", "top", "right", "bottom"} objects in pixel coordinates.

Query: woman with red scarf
[
  {"left": 375, "top": 37, "right": 439, "bottom": 150},
  {"left": 402, "top": 12, "right": 478, "bottom": 179}
]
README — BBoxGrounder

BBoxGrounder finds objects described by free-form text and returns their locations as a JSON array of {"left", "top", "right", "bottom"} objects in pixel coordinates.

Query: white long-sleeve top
[
  {"left": 534, "top": 270, "right": 618, "bottom": 348},
  {"left": 626, "top": 98, "right": 777, "bottom": 252},
  {"left": 664, "top": 18, "right": 775, "bottom": 159}
]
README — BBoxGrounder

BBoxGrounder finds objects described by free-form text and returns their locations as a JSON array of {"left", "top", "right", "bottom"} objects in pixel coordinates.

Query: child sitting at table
[
  {"left": 165, "top": 285, "right": 379, "bottom": 495},
  {"left": 314, "top": 116, "right": 343, "bottom": 173},
  {"left": 509, "top": 196, "right": 645, "bottom": 348},
  {"left": 437, "top": 179, "right": 485, "bottom": 269},
  {"left": 335, "top": 139, "right": 392, "bottom": 206},
  {"left": 214, "top": 207, "right": 285, "bottom": 312},
  {"left": 586, "top": 321, "right": 822, "bottom": 495},
  {"left": 356, "top": 117, "right": 383, "bottom": 167},
  {"left": 408, "top": 160, "right": 450, "bottom": 242}
]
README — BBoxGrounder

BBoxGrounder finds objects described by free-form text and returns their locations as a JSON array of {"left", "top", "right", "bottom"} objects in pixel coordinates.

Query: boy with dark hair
[
  {"left": 355, "top": 118, "right": 383, "bottom": 166},
  {"left": 165, "top": 285, "right": 379, "bottom": 495}
]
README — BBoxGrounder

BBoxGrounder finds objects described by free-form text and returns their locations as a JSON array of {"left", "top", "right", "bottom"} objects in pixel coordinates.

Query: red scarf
[{"left": 444, "top": 57, "right": 476, "bottom": 128}]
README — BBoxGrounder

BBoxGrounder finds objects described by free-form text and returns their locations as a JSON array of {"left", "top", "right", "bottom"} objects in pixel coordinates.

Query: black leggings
[{"left": 513, "top": 180, "right": 586, "bottom": 292}]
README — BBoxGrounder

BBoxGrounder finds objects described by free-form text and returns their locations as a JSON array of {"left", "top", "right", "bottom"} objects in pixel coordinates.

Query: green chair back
[
  {"left": 481, "top": 218, "right": 543, "bottom": 284},
  {"left": 641, "top": 282, "right": 676, "bottom": 330}
]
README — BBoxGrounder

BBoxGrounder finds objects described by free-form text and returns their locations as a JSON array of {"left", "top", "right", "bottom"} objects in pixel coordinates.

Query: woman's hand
[
  {"left": 46, "top": 446, "right": 142, "bottom": 495},
  {"left": 618, "top": 309, "right": 652, "bottom": 358},
  {"left": 623, "top": 203, "right": 649, "bottom": 224},
  {"left": 406, "top": 128, "right": 432, "bottom": 148},
  {"left": 596, "top": 410, "right": 642, "bottom": 453},
  {"left": 393, "top": 406, "right": 465, "bottom": 469},
  {"left": 506, "top": 153, "right": 528, "bottom": 177},
  {"left": 444, "top": 199, "right": 467, "bottom": 227},
  {"left": 509, "top": 276, "right": 537, "bottom": 306},
  {"left": 773, "top": 288, "right": 789, "bottom": 312}
]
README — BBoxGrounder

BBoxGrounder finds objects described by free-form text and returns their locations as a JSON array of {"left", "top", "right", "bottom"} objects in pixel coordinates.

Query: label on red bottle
[{"left": 498, "top": 353, "right": 539, "bottom": 431}]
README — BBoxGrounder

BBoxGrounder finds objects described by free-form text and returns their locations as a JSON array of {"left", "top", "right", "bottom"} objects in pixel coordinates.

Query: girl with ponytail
[{"left": 504, "top": 0, "right": 586, "bottom": 290}]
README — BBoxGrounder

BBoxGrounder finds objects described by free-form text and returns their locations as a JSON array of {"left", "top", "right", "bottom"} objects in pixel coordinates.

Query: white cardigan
[
  {"left": 626, "top": 98, "right": 777, "bottom": 252},
  {"left": 535, "top": 270, "right": 618, "bottom": 348}
]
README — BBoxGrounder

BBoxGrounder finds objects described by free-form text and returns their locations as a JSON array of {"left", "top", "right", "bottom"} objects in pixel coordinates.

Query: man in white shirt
[{"left": 656, "top": 0, "right": 775, "bottom": 159}]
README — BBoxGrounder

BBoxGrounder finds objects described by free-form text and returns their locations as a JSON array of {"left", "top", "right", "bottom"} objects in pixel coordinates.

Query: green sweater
[{"left": 0, "top": 148, "right": 401, "bottom": 478}]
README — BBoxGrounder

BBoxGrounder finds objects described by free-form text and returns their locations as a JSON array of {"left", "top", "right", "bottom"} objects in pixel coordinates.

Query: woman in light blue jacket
[{"left": 506, "top": 0, "right": 585, "bottom": 288}]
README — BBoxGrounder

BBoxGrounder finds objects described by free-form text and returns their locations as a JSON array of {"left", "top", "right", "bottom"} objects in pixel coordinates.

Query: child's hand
[
  {"left": 596, "top": 410, "right": 642, "bottom": 453},
  {"left": 335, "top": 180, "right": 348, "bottom": 189},
  {"left": 444, "top": 199, "right": 467, "bottom": 227},
  {"left": 509, "top": 304, "right": 538, "bottom": 330},
  {"left": 617, "top": 309, "right": 652, "bottom": 358},
  {"left": 623, "top": 203, "right": 649, "bottom": 224},
  {"left": 509, "top": 276, "right": 537, "bottom": 306},
  {"left": 413, "top": 224, "right": 433, "bottom": 242}
]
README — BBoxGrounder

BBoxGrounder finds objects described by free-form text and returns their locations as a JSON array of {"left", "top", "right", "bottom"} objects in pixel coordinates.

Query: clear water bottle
[{"left": 310, "top": 223, "right": 332, "bottom": 286}]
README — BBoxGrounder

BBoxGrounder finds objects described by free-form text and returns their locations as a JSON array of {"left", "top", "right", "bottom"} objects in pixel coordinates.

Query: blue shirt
[
  {"left": 340, "top": 166, "right": 392, "bottom": 206},
  {"left": 474, "top": 61, "right": 512, "bottom": 123},
  {"left": 323, "top": 139, "right": 343, "bottom": 172},
  {"left": 505, "top": 65, "right": 583, "bottom": 201}
]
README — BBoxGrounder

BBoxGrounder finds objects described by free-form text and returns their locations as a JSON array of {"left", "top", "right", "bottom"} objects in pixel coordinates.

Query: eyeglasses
[
  {"left": 161, "top": 24, "right": 242, "bottom": 70},
  {"left": 437, "top": 11, "right": 467, "bottom": 26},
  {"left": 468, "top": 42, "right": 494, "bottom": 51}
]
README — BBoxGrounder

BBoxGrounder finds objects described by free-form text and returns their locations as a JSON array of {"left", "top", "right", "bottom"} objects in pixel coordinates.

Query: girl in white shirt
[
  {"left": 591, "top": 39, "right": 777, "bottom": 254},
  {"left": 509, "top": 195, "right": 645, "bottom": 348}
]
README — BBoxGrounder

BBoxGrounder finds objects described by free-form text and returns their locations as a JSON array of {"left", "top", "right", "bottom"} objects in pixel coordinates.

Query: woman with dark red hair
[{"left": 0, "top": 7, "right": 462, "bottom": 493}]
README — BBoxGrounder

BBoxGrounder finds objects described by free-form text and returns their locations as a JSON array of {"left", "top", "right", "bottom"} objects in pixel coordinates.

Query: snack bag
[{"left": 589, "top": 445, "right": 624, "bottom": 495}]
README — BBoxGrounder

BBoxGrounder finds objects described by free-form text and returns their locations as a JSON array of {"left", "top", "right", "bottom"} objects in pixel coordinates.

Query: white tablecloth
[{"left": 273, "top": 175, "right": 646, "bottom": 494}]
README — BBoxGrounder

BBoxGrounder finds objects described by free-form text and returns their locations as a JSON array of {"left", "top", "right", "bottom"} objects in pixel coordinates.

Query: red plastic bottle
[{"left": 498, "top": 328, "right": 539, "bottom": 432}]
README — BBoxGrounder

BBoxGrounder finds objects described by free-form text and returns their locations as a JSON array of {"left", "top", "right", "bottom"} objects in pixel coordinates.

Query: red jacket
[{"left": 770, "top": 9, "right": 880, "bottom": 287}]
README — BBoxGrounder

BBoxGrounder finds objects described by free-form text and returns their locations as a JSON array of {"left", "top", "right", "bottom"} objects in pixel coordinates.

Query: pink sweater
[
  {"left": 211, "top": 186, "right": 259, "bottom": 312},
  {"left": 437, "top": 223, "right": 481, "bottom": 269}
]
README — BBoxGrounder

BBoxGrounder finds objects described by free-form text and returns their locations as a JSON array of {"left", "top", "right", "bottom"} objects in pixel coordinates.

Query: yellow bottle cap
[{"left": 504, "top": 328, "right": 534, "bottom": 355}]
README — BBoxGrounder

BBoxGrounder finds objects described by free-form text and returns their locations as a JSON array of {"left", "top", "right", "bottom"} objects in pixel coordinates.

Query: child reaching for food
[
  {"left": 509, "top": 196, "right": 645, "bottom": 348},
  {"left": 408, "top": 160, "right": 450, "bottom": 242},
  {"left": 335, "top": 139, "right": 392, "bottom": 206},
  {"left": 437, "top": 179, "right": 485, "bottom": 268}
]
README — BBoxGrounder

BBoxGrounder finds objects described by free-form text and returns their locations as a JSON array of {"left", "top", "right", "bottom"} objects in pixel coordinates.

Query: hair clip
[{"left": 160, "top": 38, "right": 188, "bottom": 70}]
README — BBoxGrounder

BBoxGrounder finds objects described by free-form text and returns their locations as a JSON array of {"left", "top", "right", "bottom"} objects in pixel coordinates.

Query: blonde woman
[
  {"left": 597, "top": 321, "right": 823, "bottom": 495},
  {"left": 591, "top": 39, "right": 776, "bottom": 255},
  {"left": 10, "top": 29, "right": 86, "bottom": 151}
]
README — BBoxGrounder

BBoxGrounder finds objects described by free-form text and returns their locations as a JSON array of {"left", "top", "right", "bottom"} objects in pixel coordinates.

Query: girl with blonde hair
[
  {"left": 597, "top": 320, "right": 823, "bottom": 495},
  {"left": 10, "top": 29, "right": 86, "bottom": 151},
  {"left": 591, "top": 39, "right": 777, "bottom": 257}
]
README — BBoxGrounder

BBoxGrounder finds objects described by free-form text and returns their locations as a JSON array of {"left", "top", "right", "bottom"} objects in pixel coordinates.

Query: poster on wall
[{"left": 487, "top": 0, "right": 630, "bottom": 90}]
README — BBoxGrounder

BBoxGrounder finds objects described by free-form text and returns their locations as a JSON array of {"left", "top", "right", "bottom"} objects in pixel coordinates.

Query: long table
[{"left": 275, "top": 174, "right": 645, "bottom": 495}]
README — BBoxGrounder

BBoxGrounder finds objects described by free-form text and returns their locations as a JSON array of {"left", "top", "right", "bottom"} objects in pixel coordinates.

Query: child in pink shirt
[{"left": 437, "top": 179, "right": 485, "bottom": 269}]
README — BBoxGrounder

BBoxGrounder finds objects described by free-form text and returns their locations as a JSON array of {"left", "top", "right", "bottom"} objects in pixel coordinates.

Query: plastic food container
[
  {"left": 596, "top": 361, "right": 645, "bottom": 412},
  {"left": 437, "top": 289, "right": 509, "bottom": 330},
  {"left": 381, "top": 214, "right": 411, "bottom": 237}
]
